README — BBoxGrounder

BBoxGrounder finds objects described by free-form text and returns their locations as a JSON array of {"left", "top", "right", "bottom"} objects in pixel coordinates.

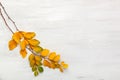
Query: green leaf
[
  {"left": 38, "top": 66, "right": 44, "bottom": 73},
  {"left": 32, "top": 66, "right": 37, "bottom": 72},
  {"left": 34, "top": 71, "right": 39, "bottom": 76}
]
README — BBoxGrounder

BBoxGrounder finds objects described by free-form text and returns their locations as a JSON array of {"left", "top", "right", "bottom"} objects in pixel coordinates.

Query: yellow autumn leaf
[
  {"left": 35, "top": 56, "right": 42, "bottom": 61},
  {"left": 43, "top": 59, "right": 51, "bottom": 67},
  {"left": 61, "top": 61, "right": 68, "bottom": 69},
  {"left": 48, "top": 52, "right": 56, "bottom": 60},
  {"left": 53, "top": 55, "right": 60, "bottom": 62},
  {"left": 24, "top": 32, "right": 35, "bottom": 39},
  {"left": 36, "top": 61, "right": 41, "bottom": 66},
  {"left": 20, "top": 40, "right": 28, "bottom": 50},
  {"left": 12, "top": 32, "right": 22, "bottom": 43},
  {"left": 8, "top": 39, "right": 17, "bottom": 50},
  {"left": 62, "top": 64, "right": 68, "bottom": 69},
  {"left": 28, "top": 39, "right": 40, "bottom": 46},
  {"left": 19, "top": 31, "right": 26, "bottom": 35},
  {"left": 29, "top": 54, "right": 35, "bottom": 61},
  {"left": 20, "top": 49, "right": 27, "bottom": 58},
  {"left": 32, "top": 46, "right": 43, "bottom": 53},
  {"left": 30, "top": 59, "right": 36, "bottom": 67},
  {"left": 41, "top": 49, "right": 49, "bottom": 57},
  {"left": 50, "top": 62, "right": 56, "bottom": 69}
]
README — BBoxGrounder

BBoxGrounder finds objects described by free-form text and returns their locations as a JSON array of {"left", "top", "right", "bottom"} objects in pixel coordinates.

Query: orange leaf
[
  {"left": 48, "top": 52, "right": 56, "bottom": 60},
  {"left": 41, "top": 49, "right": 49, "bottom": 57},
  {"left": 20, "top": 40, "right": 28, "bottom": 50},
  {"left": 30, "top": 59, "right": 36, "bottom": 67},
  {"left": 12, "top": 32, "right": 22, "bottom": 43},
  {"left": 43, "top": 59, "right": 51, "bottom": 67},
  {"left": 61, "top": 61, "right": 68, "bottom": 69},
  {"left": 28, "top": 39, "right": 40, "bottom": 46},
  {"left": 36, "top": 61, "right": 41, "bottom": 66},
  {"left": 8, "top": 39, "right": 17, "bottom": 50},
  {"left": 35, "top": 56, "right": 42, "bottom": 61},
  {"left": 29, "top": 54, "right": 35, "bottom": 61},
  {"left": 20, "top": 49, "right": 27, "bottom": 58},
  {"left": 24, "top": 32, "right": 35, "bottom": 39},
  {"left": 53, "top": 55, "right": 60, "bottom": 62},
  {"left": 50, "top": 62, "right": 56, "bottom": 69}
]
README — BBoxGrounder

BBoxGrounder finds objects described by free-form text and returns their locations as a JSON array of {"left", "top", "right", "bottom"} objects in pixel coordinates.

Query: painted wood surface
[{"left": 0, "top": 0, "right": 120, "bottom": 80}]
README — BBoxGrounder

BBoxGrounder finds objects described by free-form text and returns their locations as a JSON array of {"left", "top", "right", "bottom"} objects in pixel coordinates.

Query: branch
[
  {"left": 0, "top": 2, "right": 41, "bottom": 56},
  {"left": 0, "top": 8, "right": 14, "bottom": 34},
  {"left": 0, "top": 2, "right": 19, "bottom": 31}
]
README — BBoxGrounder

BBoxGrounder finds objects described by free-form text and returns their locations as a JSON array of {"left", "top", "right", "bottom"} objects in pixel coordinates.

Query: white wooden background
[{"left": 0, "top": 0, "right": 120, "bottom": 80}]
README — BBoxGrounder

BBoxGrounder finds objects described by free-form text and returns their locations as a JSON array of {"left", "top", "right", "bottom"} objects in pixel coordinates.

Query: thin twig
[
  {"left": 0, "top": 9, "right": 14, "bottom": 34},
  {"left": 0, "top": 2, "right": 19, "bottom": 31},
  {"left": 0, "top": 2, "right": 40, "bottom": 56}
]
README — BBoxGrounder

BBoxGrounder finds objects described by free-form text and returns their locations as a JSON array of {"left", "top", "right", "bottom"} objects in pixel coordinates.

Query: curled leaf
[
  {"left": 24, "top": 32, "right": 35, "bottom": 39},
  {"left": 8, "top": 39, "right": 17, "bottom": 50},
  {"left": 20, "top": 49, "right": 27, "bottom": 58},
  {"left": 28, "top": 39, "right": 40, "bottom": 46}
]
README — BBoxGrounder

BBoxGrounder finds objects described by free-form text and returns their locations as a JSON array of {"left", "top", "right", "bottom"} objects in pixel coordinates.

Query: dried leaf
[
  {"left": 24, "top": 32, "right": 35, "bottom": 39},
  {"left": 53, "top": 55, "right": 60, "bottom": 62},
  {"left": 48, "top": 52, "right": 56, "bottom": 60},
  {"left": 28, "top": 39, "right": 40, "bottom": 46},
  {"left": 41, "top": 49, "right": 49, "bottom": 57},
  {"left": 8, "top": 39, "right": 17, "bottom": 50},
  {"left": 20, "top": 49, "right": 27, "bottom": 58}
]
